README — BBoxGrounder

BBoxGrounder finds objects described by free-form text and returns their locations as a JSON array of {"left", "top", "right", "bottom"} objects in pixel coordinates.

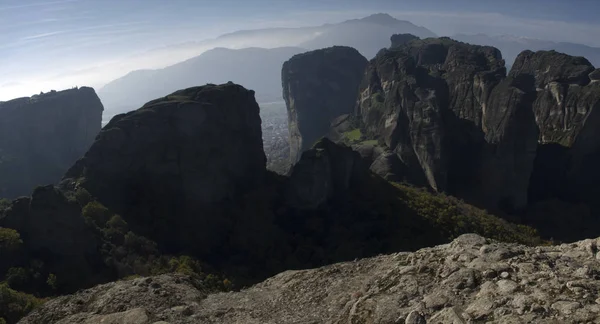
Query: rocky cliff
[
  {"left": 352, "top": 35, "right": 600, "bottom": 225},
  {"left": 20, "top": 233, "right": 600, "bottom": 324},
  {"left": 0, "top": 88, "right": 103, "bottom": 199},
  {"left": 63, "top": 82, "right": 266, "bottom": 253},
  {"left": 0, "top": 82, "right": 545, "bottom": 323},
  {"left": 282, "top": 46, "right": 368, "bottom": 163},
  {"left": 357, "top": 36, "right": 516, "bottom": 204}
]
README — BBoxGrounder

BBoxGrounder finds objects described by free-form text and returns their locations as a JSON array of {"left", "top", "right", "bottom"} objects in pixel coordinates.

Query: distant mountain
[
  {"left": 453, "top": 34, "right": 600, "bottom": 68},
  {"left": 98, "top": 47, "right": 305, "bottom": 120},
  {"left": 99, "top": 13, "right": 436, "bottom": 119},
  {"left": 213, "top": 13, "right": 436, "bottom": 59},
  {"left": 299, "top": 13, "right": 435, "bottom": 58}
]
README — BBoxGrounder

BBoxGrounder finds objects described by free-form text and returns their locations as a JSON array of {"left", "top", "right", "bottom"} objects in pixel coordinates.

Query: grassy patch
[
  {"left": 360, "top": 140, "right": 379, "bottom": 146},
  {"left": 343, "top": 129, "right": 363, "bottom": 142}
]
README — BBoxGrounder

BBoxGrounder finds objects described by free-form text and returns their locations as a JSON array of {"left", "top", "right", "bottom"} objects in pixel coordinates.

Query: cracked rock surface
[{"left": 20, "top": 234, "right": 600, "bottom": 323}]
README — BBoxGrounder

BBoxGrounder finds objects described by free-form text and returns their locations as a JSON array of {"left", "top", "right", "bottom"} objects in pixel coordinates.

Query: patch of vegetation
[
  {"left": 360, "top": 140, "right": 379, "bottom": 146},
  {"left": 343, "top": 128, "right": 363, "bottom": 142},
  {"left": 0, "top": 283, "right": 45, "bottom": 324},
  {"left": 0, "top": 200, "right": 10, "bottom": 220},
  {"left": 391, "top": 182, "right": 541, "bottom": 245},
  {"left": 0, "top": 228, "right": 21, "bottom": 254},
  {"left": 0, "top": 162, "right": 542, "bottom": 322}
]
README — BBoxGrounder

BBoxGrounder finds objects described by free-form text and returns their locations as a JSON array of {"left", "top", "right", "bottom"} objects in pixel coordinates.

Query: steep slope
[
  {"left": 282, "top": 46, "right": 368, "bottom": 163},
  {"left": 22, "top": 233, "right": 600, "bottom": 324},
  {"left": 0, "top": 88, "right": 103, "bottom": 199}
]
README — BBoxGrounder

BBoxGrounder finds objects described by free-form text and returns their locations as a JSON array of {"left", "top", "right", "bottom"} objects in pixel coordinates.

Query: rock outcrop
[
  {"left": 286, "top": 138, "right": 367, "bottom": 209},
  {"left": 520, "top": 51, "right": 600, "bottom": 198},
  {"left": 63, "top": 83, "right": 266, "bottom": 253},
  {"left": 21, "top": 233, "right": 600, "bottom": 324},
  {"left": 0, "top": 88, "right": 103, "bottom": 199},
  {"left": 353, "top": 36, "right": 600, "bottom": 220},
  {"left": 282, "top": 46, "right": 368, "bottom": 163},
  {"left": 391, "top": 33, "right": 419, "bottom": 49},
  {"left": 358, "top": 37, "right": 515, "bottom": 204}
]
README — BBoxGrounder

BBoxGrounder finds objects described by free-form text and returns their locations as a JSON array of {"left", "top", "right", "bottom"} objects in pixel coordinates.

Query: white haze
[{"left": 2, "top": 7, "right": 600, "bottom": 101}]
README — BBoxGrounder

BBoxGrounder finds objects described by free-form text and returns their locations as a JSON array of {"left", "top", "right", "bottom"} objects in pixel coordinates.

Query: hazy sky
[{"left": 1, "top": 0, "right": 600, "bottom": 100}]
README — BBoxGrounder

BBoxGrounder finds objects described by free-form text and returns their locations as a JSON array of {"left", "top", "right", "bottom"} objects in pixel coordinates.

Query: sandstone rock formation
[
  {"left": 357, "top": 37, "right": 512, "bottom": 203},
  {"left": 282, "top": 46, "right": 368, "bottom": 163},
  {"left": 63, "top": 83, "right": 266, "bottom": 253},
  {"left": 353, "top": 36, "right": 600, "bottom": 221},
  {"left": 520, "top": 51, "right": 600, "bottom": 200},
  {"left": 0, "top": 88, "right": 103, "bottom": 199},
  {"left": 21, "top": 233, "right": 600, "bottom": 324}
]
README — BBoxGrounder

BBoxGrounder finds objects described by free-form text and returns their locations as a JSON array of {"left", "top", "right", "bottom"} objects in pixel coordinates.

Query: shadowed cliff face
[
  {"left": 357, "top": 36, "right": 522, "bottom": 208},
  {"left": 354, "top": 36, "right": 600, "bottom": 223},
  {"left": 0, "top": 87, "right": 103, "bottom": 199},
  {"left": 63, "top": 83, "right": 266, "bottom": 253},
  {"left": 282, "top": 46, "right": 368, "bottom": 163},
  {"left": 0, "top": 82, "right": 544, "bottom": 324}
]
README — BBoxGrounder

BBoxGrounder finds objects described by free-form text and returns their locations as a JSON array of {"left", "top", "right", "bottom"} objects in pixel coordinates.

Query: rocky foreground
[{"left": 20, "top": 234, "right": 600, "bottom": 323}]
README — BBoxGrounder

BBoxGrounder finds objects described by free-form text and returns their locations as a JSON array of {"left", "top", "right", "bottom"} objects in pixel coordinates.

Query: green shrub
[
  {"left": 5, "top": 268, "right": 30, "bottom": 290},
  {"left": 74, "top": 188, "right": 93, "bottom": 207},
  {"left": 342, "top": 129, "right": 362, "bottom": 142},
  {"left": 0, "top": 283, "right": 44, "bottom": 323},
  {"left": 106, "top": 215, "right": 128, "bottom": 232},
  {"left": 168, "top": 256, "right": 203, "bottom": 276},
  {"left": 0, "top": 199, "right": 10, "bottom": 211},
  {"left": 124, "top": 232, "right": 158, "bottom": 255},
  {"left": 389, "top": 181, "right": 542, "bottom": 245},
  {"left": 46, "top": 274, "right": 58, "bottom": 291},
  {"left": 82, "top": 201, "right": 112, "bottom": 227},
  {"left": 0, "top": 228, "right": 22, "bottom": 254}
]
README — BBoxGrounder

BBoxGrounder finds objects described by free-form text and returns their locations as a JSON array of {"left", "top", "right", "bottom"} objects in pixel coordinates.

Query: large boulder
[
  {"left": 282, "top": 46, "right": 368, "bottom": 163},
  {"left": 0, "top": 88, "right": 103, "bottom": 199},
  {"left": 63, "top": 83, "right": 266, "bottom": 253}
]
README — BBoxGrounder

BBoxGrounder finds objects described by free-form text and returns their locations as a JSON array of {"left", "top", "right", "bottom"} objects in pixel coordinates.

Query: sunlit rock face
[
  {"left": 282, "top": 46, "right": 368, "bottom": 164},
  {"left": 0, "top": 87, "right": 103, "bottom": 199}
]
